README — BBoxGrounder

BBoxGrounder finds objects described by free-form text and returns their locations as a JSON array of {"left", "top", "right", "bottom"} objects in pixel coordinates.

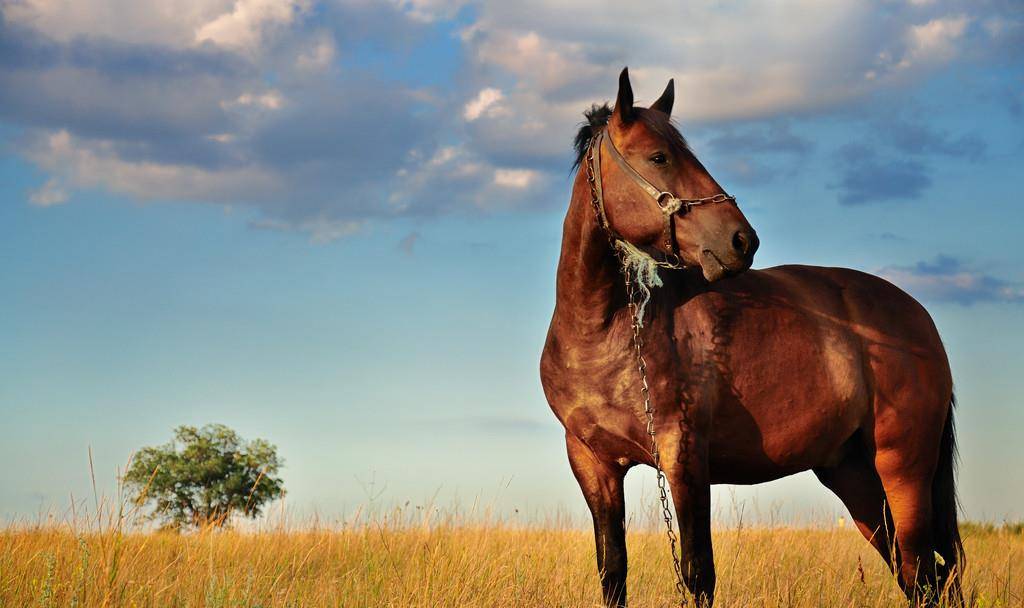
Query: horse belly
[{"left": 706, "top": 305, "right": 867, "bottom": 484}]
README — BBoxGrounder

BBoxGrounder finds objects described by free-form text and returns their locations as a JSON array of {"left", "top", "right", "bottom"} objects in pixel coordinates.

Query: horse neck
[{"left": 552, "top": 170, "right": 625, "bottom": 335}]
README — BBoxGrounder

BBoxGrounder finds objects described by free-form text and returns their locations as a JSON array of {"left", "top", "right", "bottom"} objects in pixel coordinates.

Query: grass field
[{"left": 1, "top": 513, "right": 1021, "bottom": 608}]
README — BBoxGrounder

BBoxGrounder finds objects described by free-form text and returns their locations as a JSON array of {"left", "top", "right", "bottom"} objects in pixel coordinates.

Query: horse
[{"left": 540, "top": 68, "right": 963, "bottom": 607}]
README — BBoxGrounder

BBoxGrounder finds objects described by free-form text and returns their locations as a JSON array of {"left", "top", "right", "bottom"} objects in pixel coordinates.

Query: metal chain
[
  {"left": 623, "top": 270, "right": 687, "bottom": 603},
  {"left": 586, "top": 135, "right": 688, "bottom": 604},
  {"left": 682, "top": 192, "right": 735, "bottom": 208},
  {"left": 585, "top": 141, "right": 608, "bottom": 244}
]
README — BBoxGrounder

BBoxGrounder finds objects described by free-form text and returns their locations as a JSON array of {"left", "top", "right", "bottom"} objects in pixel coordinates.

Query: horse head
[{"left": 580, "top": 68, "right": 758, "bottom": 282}]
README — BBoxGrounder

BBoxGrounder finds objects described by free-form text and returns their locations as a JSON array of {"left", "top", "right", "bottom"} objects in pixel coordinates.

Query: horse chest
[{"left": 542, "top": 331, "right": 681, "bottom": 464}]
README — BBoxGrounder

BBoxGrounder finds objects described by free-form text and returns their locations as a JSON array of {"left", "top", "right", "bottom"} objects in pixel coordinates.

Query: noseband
[{"left": 585, "top": 128, "right": 736, "bottom": 269}]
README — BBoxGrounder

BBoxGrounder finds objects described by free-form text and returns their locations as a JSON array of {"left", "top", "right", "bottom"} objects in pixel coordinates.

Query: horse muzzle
[{"left": 699, "top": 228, "right": 758, "bottom": 282}]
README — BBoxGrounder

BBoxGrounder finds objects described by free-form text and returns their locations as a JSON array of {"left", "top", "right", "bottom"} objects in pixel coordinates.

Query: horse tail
[{"left": 933, "top": 393, "right": 965, "bottom": 602}]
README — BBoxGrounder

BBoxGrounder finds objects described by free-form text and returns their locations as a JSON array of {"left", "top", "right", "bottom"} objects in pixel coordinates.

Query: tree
[{"left": 123, "top": 424, "right": 285, "bottom": 529}]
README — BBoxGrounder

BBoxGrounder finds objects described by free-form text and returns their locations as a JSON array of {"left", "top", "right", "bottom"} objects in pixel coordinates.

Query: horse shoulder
[{"left": 541, "top": 314, "right": 649, "bottom": 452}]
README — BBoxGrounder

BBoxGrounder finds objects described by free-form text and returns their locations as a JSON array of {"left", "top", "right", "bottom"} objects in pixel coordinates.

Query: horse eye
[{"left": 650, "top": 152, "right": 667, "bottom": 166}]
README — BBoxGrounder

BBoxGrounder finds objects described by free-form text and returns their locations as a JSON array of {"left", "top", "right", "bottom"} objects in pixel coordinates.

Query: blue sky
[{"left": 1, "top": 0, "right": 1023, "bottom": 524}]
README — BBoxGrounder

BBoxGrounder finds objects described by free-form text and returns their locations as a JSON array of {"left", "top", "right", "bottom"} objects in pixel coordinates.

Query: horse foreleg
[
  {"left": 662, "top": 432, "right": 715, "bottom": 608},
  {"left": 566, "top": 433, "right": 629, "bottom": 608}
]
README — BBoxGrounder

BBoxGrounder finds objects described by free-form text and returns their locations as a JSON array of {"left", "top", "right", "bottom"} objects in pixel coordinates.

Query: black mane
[
  {"left": 572, "top": 104, "right": 614, "bottom": 171},
  {"left": 572, "top": 103, "right": 690, "bottom": 171}
]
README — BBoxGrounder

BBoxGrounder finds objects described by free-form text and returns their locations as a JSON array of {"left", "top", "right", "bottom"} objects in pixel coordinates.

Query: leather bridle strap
[
  {"left": 603, "top": 131, "right": 676, "bottom": 205},
  {"left": 587, "top": 127, "right": 737, "bottom": 268}
]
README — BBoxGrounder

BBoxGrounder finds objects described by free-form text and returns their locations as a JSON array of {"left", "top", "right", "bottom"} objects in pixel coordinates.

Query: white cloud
[
  {"left": 3, "top": 0, "right": 1018, "bottom": 237},
  {"left": 493, "top": 168, "right": 537, "bottom": 189},
  {"left": 451, "top": 1, "right": 1005, "bottom": 180},
  {"left": 4, "top": 0, "right": 233, "bottom": 45},
  {"left": 29, "top": 178, "right": 69, "bottom": 207},
  {"left": 27, "top": 130, "right": 281, "bottom": 204},
  {"left": 226, "top": 91, "right": 285, "bottom": 110},
  {"left": 5, "top": 0, "right": 315, "bottom": 58},
  {"left": 463, "top": 88, "right": 505, "bottom": 121},
  {"left": 195, "top": 0, "right": 311, "bottom": 51},
  {"left": 387, "top": 145, "right": 546, "bottom": 213},
  {"left": 901, "top": 15, "right": 970, "bottom": 68},
  {"left": 470, "top": 31, "right": 600, "bottom": 97},
  {"left": 462, "top": 1, "right": 881, "bottom": 123}
]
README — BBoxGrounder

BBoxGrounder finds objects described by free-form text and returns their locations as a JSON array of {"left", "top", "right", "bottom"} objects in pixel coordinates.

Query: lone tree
[{"left": 123, "top": 424, "right": 284, "bottom": 529}]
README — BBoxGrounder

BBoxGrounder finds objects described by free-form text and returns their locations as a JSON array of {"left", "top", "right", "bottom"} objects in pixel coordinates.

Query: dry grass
[{"left": 1, "top": 513, "right": 1022, "bottom": 608}]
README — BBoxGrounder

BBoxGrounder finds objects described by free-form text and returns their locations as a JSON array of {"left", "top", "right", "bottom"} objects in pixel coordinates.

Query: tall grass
[{"left": 2, "top": 505, "right": 1021, "bottom": 607}]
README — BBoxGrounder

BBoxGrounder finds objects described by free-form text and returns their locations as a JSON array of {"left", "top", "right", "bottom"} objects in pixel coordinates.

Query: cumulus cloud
[
  {"left": 901, "top": 15, "right": 970, "bottom": 68},
  {"left": 195, "top": 0, "right": 311, "bottom": 51},
  {"left": 492, "top": 168, "right": 537, "bottom": 189},
  {"left": 459, "top": 1, "right": 982, "bottom": 126},
  {"left": 26, "top": 130, "right": 282, "bottom": 203},
  {"left": 453, "top": 0, "right": 1019, "bottom": 188},
  {"left": 3, "top": 0, "right": 231, "bottom": 45},
  {"left": 0, "top": 2, "right": 465, "bottom": 239},
  {"left": 0, "top": 0, "right": 1020, "bottom": 239},
  {"left": 463, "top": 87, "right": 505, "bottom": 121},
  {"left": 390, "top": 145, "right": 550, "bottom": 213},
  {"left": 879, "top": 256, "right": 1024, "bottom": 305}
]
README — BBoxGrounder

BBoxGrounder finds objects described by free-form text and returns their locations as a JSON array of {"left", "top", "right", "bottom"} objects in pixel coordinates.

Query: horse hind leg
[
  {"left": 875, "top": 407, "right": 964, "bottom": 607},
  {"left": 875, "top": 465, "right": 942, "bottom": 605},
  {"left": 813, "top": 452, "right": 898, "bottom": 572}
]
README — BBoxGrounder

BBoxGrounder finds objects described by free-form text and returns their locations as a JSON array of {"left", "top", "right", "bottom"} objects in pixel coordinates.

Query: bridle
[{"left": 585, "top": 127, "right": 736, "bottom": 269}]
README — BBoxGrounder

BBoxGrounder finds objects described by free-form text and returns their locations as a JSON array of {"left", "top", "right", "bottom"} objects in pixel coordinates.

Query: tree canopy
[{"left": 123, "top": 424, "right": 284, "bottom": 529}]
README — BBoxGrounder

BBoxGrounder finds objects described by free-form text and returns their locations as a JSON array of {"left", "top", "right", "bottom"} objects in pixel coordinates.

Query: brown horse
[{"left": 540, "top": 68, "right": 962, "bottom": 607}]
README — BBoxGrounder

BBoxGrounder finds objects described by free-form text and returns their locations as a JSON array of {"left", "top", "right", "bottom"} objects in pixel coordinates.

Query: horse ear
[
  {"left": 615, "top": 67, "right": 635, "bottom": 123},
  {"left": 650, "top": 79, "right": 674, "bottom": 116}
]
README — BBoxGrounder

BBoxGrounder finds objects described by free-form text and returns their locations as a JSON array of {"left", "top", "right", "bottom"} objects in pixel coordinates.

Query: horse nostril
[
  {"left": 732, "top": 230, "right": 748, "bottom": 255},
  {"left": 732, "top": 230, "right": 759, "bottom": 258}
]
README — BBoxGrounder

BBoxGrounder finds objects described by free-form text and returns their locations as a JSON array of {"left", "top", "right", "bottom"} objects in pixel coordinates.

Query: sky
[{"left": 1, "top": 0, "right": 1023, "bottom": 526}]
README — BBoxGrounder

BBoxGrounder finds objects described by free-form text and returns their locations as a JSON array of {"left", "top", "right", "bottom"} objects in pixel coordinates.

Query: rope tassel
[{"left": 615, "top": 240, "right": 663, "bottom": 326}]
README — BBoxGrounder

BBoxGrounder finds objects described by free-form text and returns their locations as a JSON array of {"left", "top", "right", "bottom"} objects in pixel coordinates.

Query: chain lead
[{"left": 624, "top": 269, "right": 688, "bottom": 605}]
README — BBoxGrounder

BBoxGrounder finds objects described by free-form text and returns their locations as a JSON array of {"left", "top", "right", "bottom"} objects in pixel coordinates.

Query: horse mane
[
  {"left": 572, "top": 103, "right": 690, "bottom": 172},
  {"left": 572, "top": 104, "right": 613, "bottom": 171}
]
